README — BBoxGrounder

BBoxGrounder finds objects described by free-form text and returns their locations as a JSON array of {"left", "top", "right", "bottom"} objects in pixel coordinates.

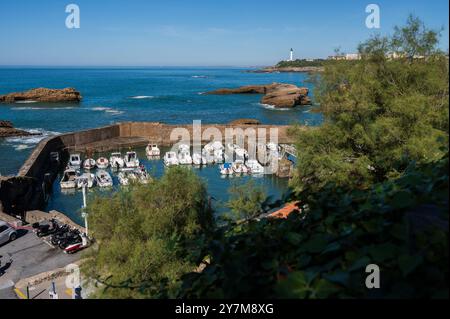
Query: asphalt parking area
[{"left": 0, "top": 228, "right": 81, "bottom": 299}]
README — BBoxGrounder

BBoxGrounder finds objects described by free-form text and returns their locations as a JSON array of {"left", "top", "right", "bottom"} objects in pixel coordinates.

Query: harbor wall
[{"left": 0, "top": 121, "right": 297, "bottom": 222}]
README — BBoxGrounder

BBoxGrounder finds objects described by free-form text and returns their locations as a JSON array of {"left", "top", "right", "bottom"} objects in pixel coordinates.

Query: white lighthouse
[{"left": 289, "top": 48, "right": 294, "bottom": 61}]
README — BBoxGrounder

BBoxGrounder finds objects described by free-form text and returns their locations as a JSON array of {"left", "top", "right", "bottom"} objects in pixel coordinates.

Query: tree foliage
[
  {"left": 174, "top": 155, "right": 449, "bottom": 299},
  {"left": 290, "top": 16, "right": 449, "bottom": 193},
  {"left": 82, "top": 167, "right": 214, "bottom": 298}
]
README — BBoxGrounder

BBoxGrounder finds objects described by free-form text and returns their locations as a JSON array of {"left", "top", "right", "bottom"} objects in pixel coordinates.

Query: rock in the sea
[
  {"left": 206, "top": 83, "right": 311, "bottom": 108},
  {"left": 229, "top": 119, "right": 261, "bottom": 125},
  {"left": 0, "top": 120, "right": 40, "bottom": 138},
  {"left": 0, "top": 87, "right": 82, "bottom": 103}
]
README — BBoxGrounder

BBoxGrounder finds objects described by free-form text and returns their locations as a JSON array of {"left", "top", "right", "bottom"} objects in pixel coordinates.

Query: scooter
[
  {"left": 64, "top": 233, "right": 90, "bottom": 254},
  {"left": 50, "top": 226, "right": 76, "bottom": 247},
  {"left": 33, "top": 219, "right": 59, "bottom": 237},
  {"left": 58, "top": 230, "right": 82, "bottom": 249}
]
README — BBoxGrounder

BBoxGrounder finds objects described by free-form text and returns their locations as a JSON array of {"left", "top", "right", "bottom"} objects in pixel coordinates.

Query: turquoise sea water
[{"left": 0, "top": 67, "right": 322, "bottom": 224}]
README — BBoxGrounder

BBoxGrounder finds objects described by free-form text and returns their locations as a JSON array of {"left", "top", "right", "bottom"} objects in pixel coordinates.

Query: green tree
[
  {"left": 290, "top": 16, "right": 449, "bottom": 193},
  {"left": 225, "top": 180, "right": 267, "bottom": 222},
  {"left": 82, "top": 166, "right": 214, "bottom": 298}
]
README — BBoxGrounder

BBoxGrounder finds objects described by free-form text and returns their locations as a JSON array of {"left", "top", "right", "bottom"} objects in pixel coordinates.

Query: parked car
[{"left": 0, "top": 221, "right": 17, "bottom": 245}]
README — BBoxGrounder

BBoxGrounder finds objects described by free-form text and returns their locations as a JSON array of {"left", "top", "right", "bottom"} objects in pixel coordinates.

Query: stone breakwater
[
  {"left": 0, "top": 121, "right": 302, "bottom": 219},
  {"left": 205, "top": 83, "right": 312, "bottom": 108},
  {"left": 0, "top": 87, "right": 82, "bottom": 103}
]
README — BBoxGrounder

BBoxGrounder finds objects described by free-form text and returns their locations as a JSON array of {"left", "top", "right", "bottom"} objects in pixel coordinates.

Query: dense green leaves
[
  {"left": 82, "top": 167, "right": 214, "bottom": 298},
  {"left": 174, "top": 156, "right": 448, "bottom": 299},
  {"left": 290, "top": 16, "right": 449, "bottom": 193}
]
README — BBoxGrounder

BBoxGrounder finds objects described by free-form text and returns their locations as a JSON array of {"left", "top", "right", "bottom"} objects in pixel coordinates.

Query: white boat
[
  {"left": 219, "top": 163, "right": 233, "bottom": 176},
  {"left": 109, "top": 152, "right": 125, "bottom": 170},
  {"left": 146, "top": 143, "right": 160, "bottom": 157},
  {"left": 124, "top": 151, "right": 139, "bottom": 168},
  {"left": 232, "top": 160, "right": 249, "bottom": 174},
  {"left": 76, "top": 173, "right": 95, "bottom": 188},
  {"left": 118, "top": 170, "right": 132, "bottom": 185},
  {"left": 178, "top": 144, "right": 193, "bottom": 165},
  {"left": 95, "top": 170, "right": 113, "bottom": 187},
  {"left": 164, "top": 151, "right": 179, "bottom": 166},
  {"left": 134, "top": 166, "right": 151, "bottom": 184},
  {"left": 60, "top": 168, "right": 78, "bottom": 189},
  {"left": 267, "top": 142, "right": 281, "bottom": 160},
  {"left": 227, "top": 143, "right": 239, "bottom": 153},
  {"left": 69, "top": 154, "right": 82, "bottom": 169},
  {"left": 247, "top": 159, "right": 265, "bottom": 175},
  {"left": 96, "top": 157, "right": 109, "bottom": 169},
  {"left": 234, "top": 147, "right": 248, "bottom": 161},
  {"left": 214, "top": 148, "right": 225, "bottom": 163},
  {"left": 202, "top": 145, "right": 215, "bottom": 164},
  {"left": 192, "top": 152, "right": 206, "bottom": 166},
  {"left": 83, "top": 158, "right": 96, "bottom": 170},
  {"left": 211, "top": 141, "right": 224, "bottom": 151}
]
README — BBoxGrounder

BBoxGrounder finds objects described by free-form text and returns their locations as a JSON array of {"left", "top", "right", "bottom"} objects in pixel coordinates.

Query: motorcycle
[
  {"left": 58, "top": 229, "right": 82, "bottom": 249},
  {"left": 49, "top": 224, "right": 71, "bottom": 246},
  {"left": 64, "top": 233, "right": 90, "bottom": 254},
  {"left": 32, "top": 219, "right": 59, "bottom": 237}
]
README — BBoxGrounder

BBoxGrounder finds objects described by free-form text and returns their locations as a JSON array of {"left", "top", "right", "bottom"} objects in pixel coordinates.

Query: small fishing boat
[
  {"left": 60, "top": 168, "right": 78, "bottom": 189},
  {"left": 124, "top": 151, "right": 140, "bottom": 168},
  {"left": 76, "top": 173, "right": 95, "bottom": 188},
  {"left": 95, "top": 170, "right": 113, "bottom": 187},
  {"left": 96, "top": 157, "right": 109, "bottom": 169},
  {"left": 178, "top": 144, "right": 193, "bottom": 165},
  {"left": 202, "top": 145, "right": 215, "bottom": 164},
  {"left": 134, "top": 166, "right": 151, "bottom": 184},
  {"left": 109, "top": 152, "right": 124, "bottom": 170},
  {"left": 145, "top": 143, "right": 160, "bottom": 157},
  {"left": 69, "top": 154, "right": 82, "bottom": 169},
  {"left": 232, "top": 160, "right": 249, "bottom": 174},
  {"left": 118, "top": 170, "right": 133, "bottom": 185},
  {"left": 220, "top": 162, "right": 233, "bottom": 176},
  {"left": 164, "top": 152, "right": 179, "bottom": 166},
  {"left": 83, "top": 158, "right": 96, "bottom": 170},
  {"left": 234, "top": 147, "right": 248, "bottom": 161},
  {"left": 247, "top": 159, "right": 265, "bottom": 175},
  {"left": 267, "top": 142, "right": 281, "bottom": 160},
  {"left": 192, "top": 152, "right": 206, "bottom": 166}
]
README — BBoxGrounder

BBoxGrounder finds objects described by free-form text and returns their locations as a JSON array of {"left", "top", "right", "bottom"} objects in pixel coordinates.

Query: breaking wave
[
  {"left": 256, "top": 103, "right": 291, "bottom": 111},
  {"left": 130, "top": 95, "right": 154, "bottom": 99},
  {"left": 89, "top": 106, "right": 124, "bottom": 115},
  {"left": 5, "top": 128, "right": 61, "bottom": 150}
]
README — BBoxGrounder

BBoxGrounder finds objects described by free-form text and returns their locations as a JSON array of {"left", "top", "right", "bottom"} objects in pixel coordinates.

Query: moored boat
[
  {"left": 96, "top": 157, "right": 109, "bottom": 169},
  {"left": 95, "top": 170, "right": 113, "bottom": 187},
  {"left": 69, "top": 154, "right": 82, "bottom": 169},
  {"left": 178, "top": 144, "right": 193, "bottom": 165},
  {"left": 146, "top": 143, "right": 160, "bottom": 157},
  {"left": 164, "top": 151, "right": 179, "bottom": 166},
  {"left": 124, "top": 151, "right": 139, "bottom": 168},
  {"left": 76, "top": 173, "right": 95, "bottom": 188},
  {"left": 83, "top": 158, "right": 96, "bottom": 170},
  {"left": 110, "top": 152, "right": 124, "bottom": 170},
  {"left": 247, "top": 159, "right": 265, "bottom": 175},
  {"left": 232, "top": 160, "right": 249, "bottom": 174},
  {"left": 60, "top": 168, "right": 78, "bottom": 189},
  {"left": 219, "top": 162, "right": 233, "bottom": 176}
]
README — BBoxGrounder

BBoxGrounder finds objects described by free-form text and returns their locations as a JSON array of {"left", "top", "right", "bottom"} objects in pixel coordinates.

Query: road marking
[
  {"left": 65, "top": 288, "right": 73, "bottom": 297},
  {"left": 14, "top": 288, "right": 27, "bottom": 299},
  {"left": 43, "top": 240, "right": 56, "bottom": 249}
]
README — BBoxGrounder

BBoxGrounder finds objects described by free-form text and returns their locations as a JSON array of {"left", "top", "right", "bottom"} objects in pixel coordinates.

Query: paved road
[{"left": 0, "top": 229, "right": 80, "bottom": 299}]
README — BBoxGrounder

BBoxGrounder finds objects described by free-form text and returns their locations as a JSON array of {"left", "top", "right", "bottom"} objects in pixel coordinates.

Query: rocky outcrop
[
  {"left": 229, "top": 119, "right": 261, "bottom": 125},
  {"left": 248, "top": 66, "right": 324, "bottom": 73},
  {"left": 206, "top": 83, "right": 312, "bottom": 108},
  {"left": 0, "top": 120, "right": 40, "bottom": 138},
  {"left": 0, "top": 87, "right": 82, "bottom": 103}
]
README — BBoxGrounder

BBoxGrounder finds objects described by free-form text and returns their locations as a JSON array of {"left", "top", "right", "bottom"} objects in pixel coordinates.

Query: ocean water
[{"left": 0, "top": 67, "right": 322, "bottom": 224}]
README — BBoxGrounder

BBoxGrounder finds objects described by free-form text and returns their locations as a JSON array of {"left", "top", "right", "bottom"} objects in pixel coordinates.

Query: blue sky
[{"left": 0, "top": 0, "right": 448, "bottom": 66}]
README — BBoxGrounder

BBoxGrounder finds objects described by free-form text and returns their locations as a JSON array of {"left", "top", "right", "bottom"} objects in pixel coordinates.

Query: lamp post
[{"left": 81, "top": 183, "right": 88, "bottom": 237}]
